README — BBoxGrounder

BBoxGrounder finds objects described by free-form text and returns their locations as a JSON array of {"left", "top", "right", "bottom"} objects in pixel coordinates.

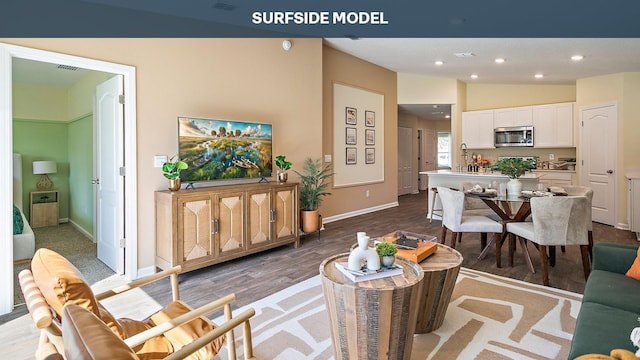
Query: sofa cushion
[
  {"left": 583, "top": 269, "right": 640, "bottom": 314},
  {"left": 13, "top": 205, "right": 24, "bottom": 235},
  {"left": 569, "top": 302, "right": 640, "bottom": 359},
  {"left": 626, "top": 247, "right": 640, "bottom": 281}
]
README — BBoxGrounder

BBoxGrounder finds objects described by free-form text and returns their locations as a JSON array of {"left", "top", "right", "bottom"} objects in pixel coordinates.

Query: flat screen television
[{"left": 178, "top": 116, "right": 273, "bottom": 183}]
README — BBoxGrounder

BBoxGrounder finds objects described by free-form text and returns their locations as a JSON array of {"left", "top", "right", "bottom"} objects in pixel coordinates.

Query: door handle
[
  {"left": 607, "top": 170, "right": 614, "bottom": 174},
  {"left": 91, "top": 179, "right": 100, "bottom": 185}
]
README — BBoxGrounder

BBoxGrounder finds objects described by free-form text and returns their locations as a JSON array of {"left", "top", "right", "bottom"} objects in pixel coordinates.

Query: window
[{"left": 437, "top": 132, "right": 451, "bottom": 169}]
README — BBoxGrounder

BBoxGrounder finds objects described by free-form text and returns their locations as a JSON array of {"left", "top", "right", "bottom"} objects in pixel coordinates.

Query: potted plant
[
  {"left": 274, "top": 155, "right": 292, "bottom": 183},
  {"left": 294, "top": 157, "right": 334, "bottom": 233},
  {"left": 490, "top": 157, "right": 538, "bottom": 195},
  {"left": 162, "top": 155, "right": 188, "bottom": 191},
  {"left": 376, "top": 242, "right": 398, "bottom": 267}
]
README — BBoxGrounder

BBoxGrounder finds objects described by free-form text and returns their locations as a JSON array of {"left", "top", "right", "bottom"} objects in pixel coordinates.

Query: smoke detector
[{"left": 453, "top": 52, "right": 476, "bottom": 58}]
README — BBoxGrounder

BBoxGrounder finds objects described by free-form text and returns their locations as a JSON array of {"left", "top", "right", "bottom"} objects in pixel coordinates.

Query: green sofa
[{"left": 569, "top": 242, "right": 640, "bottom": 359}]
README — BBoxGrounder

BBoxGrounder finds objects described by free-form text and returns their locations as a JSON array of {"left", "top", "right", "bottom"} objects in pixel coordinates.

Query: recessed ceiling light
[
  {"left": 535, "top": 73, "right": 544, "bottom": 79},
  {"left": 495, "top": 58, "right": 505, "bottom": 63},
  {"left": 435, "top": 60, "right": 444, "bottom": 66},
  {"left": 470, "top": 74, "right": 478, "bottom": 79},
  {"left": 571, "top": 55, "right": 584, "bottom": 61}
]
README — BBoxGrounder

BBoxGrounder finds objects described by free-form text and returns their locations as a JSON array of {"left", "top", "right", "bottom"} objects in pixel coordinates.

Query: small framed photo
[
  {"left": 345, "top": 127, "right": 357, "bottom": 145},
  {"left": 365, "top": 110, "right": 375, "bottom": 127},
  {"left": 365, "top": 148, "right": 375, "bottom": 164},
  {"left": 346, "top": 107, "right": 357, "bottom": 125},
  {"left": 346, "top": 147, "right": 357, "bottom": 165},
  {"left": 365, "top": 129, "right": 375, "bottom": 145}
]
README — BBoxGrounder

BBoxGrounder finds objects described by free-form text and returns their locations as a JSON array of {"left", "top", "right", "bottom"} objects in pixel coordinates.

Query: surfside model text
[{"left": 252, "top": 11, "right": 388, "bottom": 25}]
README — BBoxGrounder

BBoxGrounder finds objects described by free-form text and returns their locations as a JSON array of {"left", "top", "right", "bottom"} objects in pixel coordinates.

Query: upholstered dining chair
[
  {"left": 437, "top": 186, "right": 503, "bottom": 260},
  {"left": 19, "top": 248, "right": 255, "bottom": 360},
  {"left": 506, "top": 196, "right": 591, "bottom": 286},
  {"left": 460, "top": 182, "right": 503, "bottom": 221},
  {"left": 564, "top": 185, "right": 594, "bottom": 258}
]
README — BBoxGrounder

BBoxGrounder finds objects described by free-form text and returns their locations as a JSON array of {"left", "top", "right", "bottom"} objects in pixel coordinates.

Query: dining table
[{"left": 466, "top": 192, "right": 535, "bottom": 272}]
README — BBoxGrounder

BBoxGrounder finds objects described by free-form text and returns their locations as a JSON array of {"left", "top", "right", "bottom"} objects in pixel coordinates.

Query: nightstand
[{"left": 30, "top": 190, "right": 59, "bottom": 228}]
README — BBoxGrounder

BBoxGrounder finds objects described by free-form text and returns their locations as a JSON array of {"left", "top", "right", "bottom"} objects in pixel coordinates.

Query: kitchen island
[{"left": 419, "top": 170, "right": 545, "bottom": 220}]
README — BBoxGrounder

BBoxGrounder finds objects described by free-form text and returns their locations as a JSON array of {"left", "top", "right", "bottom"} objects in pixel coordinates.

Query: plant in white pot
[
  {"left": 375, "top": 242, "right": 398, "bottom": 267},
  {"left": 294, "top": 157, "right": 334, "bottom": 233},
  {"left": 490, "top": 157, "right": 538, "bottom": 195},
  {"left": 274, "top": 155, "right": 292, "bottom": 183},
  {"left": 162, "top": 155, "right": 188, "bottom": 191}
]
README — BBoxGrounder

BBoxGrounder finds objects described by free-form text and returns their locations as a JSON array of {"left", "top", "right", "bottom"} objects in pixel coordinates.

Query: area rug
[{"left": 214, "top": 267, "right": 583, "bottom": 360}]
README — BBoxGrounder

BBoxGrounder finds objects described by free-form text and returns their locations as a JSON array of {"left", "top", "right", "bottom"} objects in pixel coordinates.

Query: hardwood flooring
[{"left": 5, "top": 190, "right": 638, "bottom": 321}]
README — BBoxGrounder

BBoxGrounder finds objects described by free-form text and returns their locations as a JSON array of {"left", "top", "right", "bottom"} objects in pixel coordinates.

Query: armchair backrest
[
  {"left": 530, "top": 196, "right": 589, "bottom": 246},
  {"left": 563, "top": 185, "right": 594, "bottom": 230},
  {"left": 460, "top": 182, "right": 492, "bottom": 210},
  {"left": 437, "top": 187, "right": 464, "bottom": 231}
]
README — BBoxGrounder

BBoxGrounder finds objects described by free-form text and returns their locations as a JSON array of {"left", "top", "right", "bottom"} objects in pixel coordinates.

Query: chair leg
[
  {"left": 580, "top": 245, "right": 592, "bottom": 281},
  {"left": 429, "top": 189, "right": 437, "bottom": 223},
  {"left": 450, "top": 232, "right": 458, "bottom": 249},
  {"left": 539, "top": 245, "right": 550, "bottom": 286},
  {"left": 495, "top": 233, "right": 502, "bottom": 268},
  {"left": 480, "top": 232, "right": 487, "bottom": 253},
  {"left": 588, "top": 230, "right": 594, "bottom": 260},
  {"left": 440, "top": 226, "right": 447, "bottom": 245},
  {"left": 560, "top": 245, "right": 566, "bottom": 254},
  {"left": 549, "top": 246, "right": 556, "bottom": 267},
  {"left": 508, "top": 234, "right": 516, "bottom": 267}
]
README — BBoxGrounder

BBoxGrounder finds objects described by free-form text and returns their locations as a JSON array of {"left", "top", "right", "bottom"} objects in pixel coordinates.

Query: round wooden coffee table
[
  {"left": 319, "top": 253, "right": 424, "bottom": 360},
  {"left": 414, "top": 243, "right": 463, "bottom": 333}
]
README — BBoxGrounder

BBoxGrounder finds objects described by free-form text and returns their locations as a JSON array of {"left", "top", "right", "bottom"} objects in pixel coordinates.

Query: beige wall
[
  {"left": 397, "top": 73, "right": 458, "bottom": 104},
  {"left": 577, "top": 72, "right": 640, "bottom": 227},
  {"left": 322, "top": 45, "right": 398, "bottom": 218},
  {"left": 4, "top": 38, "right": 324, "bottom": 270},
  {"left": 466, "top": 83, "right": 576, "bottom": 110}
]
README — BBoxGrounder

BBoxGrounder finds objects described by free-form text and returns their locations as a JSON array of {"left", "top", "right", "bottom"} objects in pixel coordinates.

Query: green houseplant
[
  {"left": 490, "top": 157, "right": 538, "bottom": 195},
  {"left": 294, "top": 157, "right": 334, "bottom": 233},
  {"left": 162, "top": 155, "right": 188, "bottom": 191},
  {"left": 376, "top": 242, "right": 398, "bottom": 267},
  {"left": 274, "top": 155, "right": 292, "bottom": 183}
]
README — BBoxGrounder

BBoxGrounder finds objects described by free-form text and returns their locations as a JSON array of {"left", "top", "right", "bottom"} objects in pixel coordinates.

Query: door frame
[
  {"left": 0, "top": 43, "right": 138, "bottom": 315},
  {"left": 579, "top": 101, "right": 618, "bottom": 227}
]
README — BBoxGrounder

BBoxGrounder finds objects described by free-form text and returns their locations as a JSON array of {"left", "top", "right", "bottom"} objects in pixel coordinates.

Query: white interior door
[
  {"left": 418, "top": 129, "right": 437, "bottom": 191},
  {"left": 95, "top": 75, "right": 125, "bottom": 273},
  {"left": 580, "top": 103, "right": 617, "bottom": 225},
  {"left": 398, "top": 127, "right": 413, "bottom": 195}
]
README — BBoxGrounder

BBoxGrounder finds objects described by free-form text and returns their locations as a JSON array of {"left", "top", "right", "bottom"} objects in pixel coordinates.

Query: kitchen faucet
[{"left": 459, "top": 143, "right": 468, "bottom": 172}]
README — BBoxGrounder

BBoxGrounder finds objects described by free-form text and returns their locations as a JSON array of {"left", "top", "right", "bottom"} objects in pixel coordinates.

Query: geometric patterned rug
[{"left": 214, "top": 267, "right": 583, "bottom": 360}]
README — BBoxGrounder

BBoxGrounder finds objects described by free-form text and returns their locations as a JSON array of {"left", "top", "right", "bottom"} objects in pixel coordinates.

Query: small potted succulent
[
  {"left": 162, "top": 155, "right": 188, "bottom": 191},
  {"left": 274, "top": 155, "right": 292, "bottom": 183},
  {"left": 376, "top": 242, "right": 398, "bottom": 267}
]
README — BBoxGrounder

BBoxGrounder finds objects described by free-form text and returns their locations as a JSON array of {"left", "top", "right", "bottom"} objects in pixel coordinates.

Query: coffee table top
[
  {"left": 419, "top": 243, "right": 463, "bottom": 272},
  {"left": 320, "top": 253, "right": 423, "bottom": 289}
]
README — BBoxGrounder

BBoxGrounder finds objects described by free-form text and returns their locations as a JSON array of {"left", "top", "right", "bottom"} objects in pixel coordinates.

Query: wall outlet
[
  {"left": 549, "top": 154, "right": 555, "bottom": 161},
  {"left": 365, "top": 190, "right": 370, "bottom": 198},
  {"left": 324, "top": 154, "right": 332, "bottom": 163},
  {"left": 154, "top": 155, "right": 168, "bottom": 168}
]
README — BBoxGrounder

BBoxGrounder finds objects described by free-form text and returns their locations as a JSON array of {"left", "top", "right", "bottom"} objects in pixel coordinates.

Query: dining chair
[
  {"left": 564, "top": 185, "right": 594, "bottom": 258},
  {"left": 506, "top": 196, "right": 590, "bottom": 286},
  {"left": 437, "top": 187, "right": 503, "bottom": 260},
  {"left": 460, "top": 182, "right": 503, "bottom": 221}
]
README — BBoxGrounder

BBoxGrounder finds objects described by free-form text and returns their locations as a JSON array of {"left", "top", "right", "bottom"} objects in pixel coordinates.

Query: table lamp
[{"left": 33, "top": 160, "right": 57, "bottom": 191}]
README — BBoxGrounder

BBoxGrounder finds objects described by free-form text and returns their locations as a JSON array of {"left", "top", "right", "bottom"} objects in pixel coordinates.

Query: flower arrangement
[{"left": 490, "top": 157, "right": 538, "bottom": 179}]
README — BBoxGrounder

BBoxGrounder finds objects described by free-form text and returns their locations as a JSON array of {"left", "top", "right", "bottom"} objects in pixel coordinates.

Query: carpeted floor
[
  {"left": 13, "top": 223, "right": 115, "bottom": 305},
  {"left": 213, "top": 267, "right": 582, "bottom": 360}
]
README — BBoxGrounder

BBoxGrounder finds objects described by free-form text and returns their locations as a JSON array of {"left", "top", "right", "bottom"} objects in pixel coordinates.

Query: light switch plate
[
  {"left": 154, "top": 155, "right": 168, "bottom": 168},
  {"left": 324, "top": 154, "right": 332, "bottom": 162}
]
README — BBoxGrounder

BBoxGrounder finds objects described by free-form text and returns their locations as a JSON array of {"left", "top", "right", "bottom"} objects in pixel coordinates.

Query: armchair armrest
[
  {"left": 95, "top": 266, "right": 182, "bottom": 302},
  {"left": 592, "top": 243, "right": 639, "bottom": 274},
  {"left": 123, "top": 293, "right": 237, "bottom": 349}
]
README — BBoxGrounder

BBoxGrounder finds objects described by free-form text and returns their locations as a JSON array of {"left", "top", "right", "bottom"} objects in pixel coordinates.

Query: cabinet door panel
[
  {"left": 275, "top": 187, "right": 296, "bottom": 239},
  {"left": 178, "top": 197, "right": 212, "bottom": 263},
  {"left": 216, "top": 192, "right": 245, "bottom": 255},
  {"left": 248, "top": 190, "right": 271, "bottom": 246}
]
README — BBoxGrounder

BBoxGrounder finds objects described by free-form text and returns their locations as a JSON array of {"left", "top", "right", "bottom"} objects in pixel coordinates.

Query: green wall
[{"left": 67, "top": 115, "right": 94, "bottom": 234}]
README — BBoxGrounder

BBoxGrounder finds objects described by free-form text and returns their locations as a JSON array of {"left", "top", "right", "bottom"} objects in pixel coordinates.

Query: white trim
[
  {"left": 0, "top": 42, "right": 138, "bottom": 315},
  {"left": 137, "top": 266, "right": 157, "bottom": 279},
  {"left": 69, "top": 219, "right": 95, "bottom": 242},
  {"left": 322, "top": 202, "right": 399, "bottom": 224}
]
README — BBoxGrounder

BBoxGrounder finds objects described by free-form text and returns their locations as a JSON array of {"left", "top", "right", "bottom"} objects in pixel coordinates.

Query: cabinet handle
[
  {"left": 270, "top": 209, "right": 276, "bottom": 223},
  {"left": 212, "top": 218, "right": 219, "bottom": 234}
]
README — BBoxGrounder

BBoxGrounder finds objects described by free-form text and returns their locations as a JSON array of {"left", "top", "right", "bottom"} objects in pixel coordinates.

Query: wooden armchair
[{"left": 19, "top": 248, "right": 255, "bottom": 360}]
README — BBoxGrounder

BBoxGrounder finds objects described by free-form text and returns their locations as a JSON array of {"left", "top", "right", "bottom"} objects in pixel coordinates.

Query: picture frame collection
[{"left": 344, "top": 106, "right": 376, "bottom": 165}]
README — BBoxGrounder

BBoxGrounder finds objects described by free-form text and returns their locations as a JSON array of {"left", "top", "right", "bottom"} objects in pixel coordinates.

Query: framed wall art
[
  {"left": 346, "top": 107, "right": 357, "bottom": 125},
  {"left": 365, "top": 129, "right": 375, "bottom": 145},
  {"left": 365, "top": 148, "right": 375, "bottom": 164},
  {"left": 346, "top": 147, "right": 357, "bottom": 165},
  {"left": 346, "top": 127, "right": 357, "bottom": 145},
  {"left": 365, "top": 110, "right": 375, "bottom": 127}
]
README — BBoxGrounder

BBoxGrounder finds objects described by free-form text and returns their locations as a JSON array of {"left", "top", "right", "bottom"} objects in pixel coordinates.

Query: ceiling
[{"left": 12, "top": 38, "right": 640, "bottom": 121}]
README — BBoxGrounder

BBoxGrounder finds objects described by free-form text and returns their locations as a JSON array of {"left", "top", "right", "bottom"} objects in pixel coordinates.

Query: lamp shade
[{"left": 33, "top": 161, "right": 57, "bottom": 175}]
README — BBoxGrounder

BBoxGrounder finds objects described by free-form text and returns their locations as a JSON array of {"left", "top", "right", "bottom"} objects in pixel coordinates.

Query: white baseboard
[
  {"left": 616, "top": 222, "right": 630, "bottom": 231},
  {"left": 322, "top": 201, "right": 399, "bottom": 224},
  {"left": 137, "top": 266, "right": 156, "bottom": 279},
  {"left": 68, "top": 219, "right": 95, "bottom": 242}
]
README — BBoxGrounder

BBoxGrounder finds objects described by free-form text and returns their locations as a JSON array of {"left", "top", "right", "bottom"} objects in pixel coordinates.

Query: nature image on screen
[{"left": 178, "top": 117, "right": 273, "bottom": 182}]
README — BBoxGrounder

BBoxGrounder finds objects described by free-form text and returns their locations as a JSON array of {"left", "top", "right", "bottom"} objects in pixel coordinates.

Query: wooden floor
[{"left": 5, "top": 190, "right": 639, "bottom": 321}]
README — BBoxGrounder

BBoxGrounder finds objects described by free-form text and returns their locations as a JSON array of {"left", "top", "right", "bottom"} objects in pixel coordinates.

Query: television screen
[{"left": 178, "top": 117, "right": 273, "bottom": 183}]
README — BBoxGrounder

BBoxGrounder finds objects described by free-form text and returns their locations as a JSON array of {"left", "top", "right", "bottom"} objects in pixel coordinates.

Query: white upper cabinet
[
  {"left": 462, "top": 110, "right": 494, "bottom": 149},
  {"left": 493, "top": 106, "right": 533, "bottom": 128},
  {"left": 532, "top": 102, "right": 575, "bottom": 148}
]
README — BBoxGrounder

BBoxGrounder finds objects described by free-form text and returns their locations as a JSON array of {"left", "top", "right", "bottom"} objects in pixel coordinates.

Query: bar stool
[{"left": 429, "top": 187, "right": 443, "bottom": 223}]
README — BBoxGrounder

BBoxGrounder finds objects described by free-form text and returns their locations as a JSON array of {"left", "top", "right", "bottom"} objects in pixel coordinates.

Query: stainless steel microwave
[{"left": 494, "top": 126, "right": 534, "bottom": 147}]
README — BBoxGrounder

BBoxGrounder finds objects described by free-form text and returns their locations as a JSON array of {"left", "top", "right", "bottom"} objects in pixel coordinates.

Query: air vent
[
  {"left": 453, "top": 52, "right": 475, "bottom": 58},
  {"left": 212, "top": 2, "right": 236, "bottom": 11},
  {"left": 56, "top": 64, "right": 79, "bottom": 71}
]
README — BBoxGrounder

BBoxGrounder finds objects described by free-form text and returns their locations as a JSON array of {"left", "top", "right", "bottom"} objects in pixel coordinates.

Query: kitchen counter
[{"left": 422, "top": 170, "right": 542, "bottom": 220}]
